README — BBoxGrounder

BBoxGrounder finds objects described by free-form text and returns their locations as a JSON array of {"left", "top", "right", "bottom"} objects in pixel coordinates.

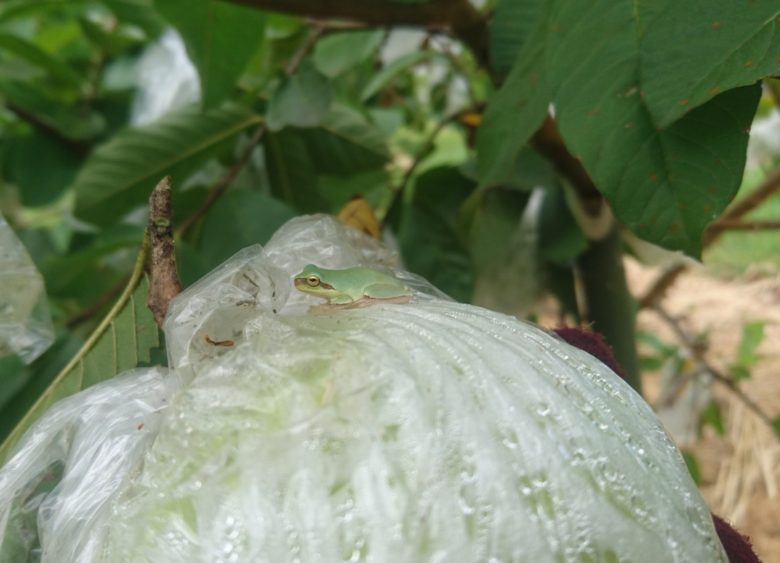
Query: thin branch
[
  {"left": 222, "top": 0, "right": 488, "bottom": 65},
  {"left": 147, "top": 177, "right": 183, "bottom": 327},
  {"left": 707, "top": 219, "right": 780, "bottom": 232},
  {"left": 653, "top": 304, "right": 777, "bottom": 434}
]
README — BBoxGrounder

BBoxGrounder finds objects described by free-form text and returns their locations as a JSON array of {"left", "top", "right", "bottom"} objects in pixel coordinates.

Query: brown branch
[
  {"left": 147, "top": 177, "right": 182, "bottom": 327},
  {"left": 531, "top": 115, "right": 604, "bottom": 218},
  {"left": 653, "top": 304, "right": 777, "bottom": 434},
  {"left": 707, "top": 219, "right": 780, "bottom": 232},
  {"left": 222, "top": 0, "right": 488, "bottom": 65}
]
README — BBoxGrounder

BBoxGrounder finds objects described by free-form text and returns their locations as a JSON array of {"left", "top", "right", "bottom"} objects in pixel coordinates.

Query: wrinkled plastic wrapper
[
  {"left": 0, "top": 213, "right": 54, "bottom": 364},
  {"left": 0, "top": 216, "right": 727, "bottom": 562}
]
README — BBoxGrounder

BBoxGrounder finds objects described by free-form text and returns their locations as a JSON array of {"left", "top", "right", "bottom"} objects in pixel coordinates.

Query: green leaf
[
  {"left": 156, "top": 0, "right": 265, "bottom": 107},
  {"left": 361, "top": 51, "right": 436, "bottom": 101},
  {"left": 73, "top": 103, "right": 262, "bottom": 227},
  {"left": 476, "top": 18, "right": 550, "bottom": 188},
  {"left": 641, "top": 1, "right": 780, "bottom": 127},
  {"left": 0, "top": 273, "right": 162, "bottom": 463},
  {"left": 200, "top": 190, "right": 296, "bottom": 266},
  {"left": 730, "top": 320, "right": 765, "bottom": 381},
  {"left": 6, "top": 131, "right": 83, "bottom": 207},
  {"left": 488, "top": 0, "right": 546, "bottom": 81},
  {"left": 264, "top": 106, "right": 389, "bottom": 211},
  {"left": 300, "top": 105, "right": 388, "bottom": 174},
  {"left": 264, "top": 128, "right": 324, "bottom": 212},
  {"left": 397, "top": 167, "right": 475, "bottom": 302},
  {"left": 547, "top": 1, "right": 761, "bottom": 256},
  {"left": 699, "top": 400, "right": 725, "bottom": 436},
  {"left": 313, "top": 30, "right": 384, "bottom": 78},
  {"left": 0, "top": 79, "right": 105, "bottom": 140},
  {"left": 267, "top": 60, "right": 332, "bottom": 131},
  {"left": 0, "top": 32, "right": 83, "bottom": 91}
]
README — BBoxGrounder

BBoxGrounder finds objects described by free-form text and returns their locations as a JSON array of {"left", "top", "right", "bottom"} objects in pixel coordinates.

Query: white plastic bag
[
  {"left": 0, "top": 213, "right": 54, "bottom": 364},
  {"left": 0, "top": 216, "right": 726, "bottom": 562}
]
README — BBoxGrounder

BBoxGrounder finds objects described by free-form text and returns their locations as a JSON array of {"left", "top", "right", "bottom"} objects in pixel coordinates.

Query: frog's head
[{"left": 293, "top": 264, "right": 335, "bottom": 299}]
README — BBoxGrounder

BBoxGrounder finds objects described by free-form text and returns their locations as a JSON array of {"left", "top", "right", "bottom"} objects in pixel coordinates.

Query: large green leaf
[
  {"left": 640, "top": 0, "right": 780, "bottom": 127},
  {"left": 0, "top": 274, "right": 161, "bottom": 463},
  {"left": 73, "top": 104, "right": 262, "bottom": 227},
  {"left": 547, "top": 0, "right": 761, "bottom": 256},
  {"left": 476, "top": 18, "right": 549, "bottom": 188},
  {"left": 488, "top": 0, "right": 546, "bottom": 81},
  {"left": 156, "top": 0, "right": 265, "bottom": 107},
  {"left": 264, "top": 106, "right": 389, "bottom": 211}
]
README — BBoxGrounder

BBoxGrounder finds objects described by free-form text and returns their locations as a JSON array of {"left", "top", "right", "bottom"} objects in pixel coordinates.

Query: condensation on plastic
[
  {"left": 0, "top": 216, "right": 726, "bottom": 562},
  {"left": 0, "top": 213, "right": 54, "bottom": 364}
]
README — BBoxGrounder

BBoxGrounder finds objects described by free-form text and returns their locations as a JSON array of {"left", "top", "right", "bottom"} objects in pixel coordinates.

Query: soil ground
[{"left": 625, "top": 258, "right": 780, "bottom": 563}]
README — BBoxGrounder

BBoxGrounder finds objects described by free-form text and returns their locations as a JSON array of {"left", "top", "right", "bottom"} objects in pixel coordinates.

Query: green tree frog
[{"left": 293, "top": 264, "right": 412, "bottom": 308}]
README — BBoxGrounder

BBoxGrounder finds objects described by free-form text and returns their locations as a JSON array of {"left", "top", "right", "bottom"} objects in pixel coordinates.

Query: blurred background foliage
[{"left": 0, "top": 0, "right": 779, "bottom": 455}]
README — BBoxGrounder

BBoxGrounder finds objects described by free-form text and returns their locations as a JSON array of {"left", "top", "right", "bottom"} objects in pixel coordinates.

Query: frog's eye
[{"left": 306, "top": 275, "right": 320, "bottom": 287}]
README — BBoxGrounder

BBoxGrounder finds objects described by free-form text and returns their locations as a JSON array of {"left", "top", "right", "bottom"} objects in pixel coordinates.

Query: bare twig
[
  {"left": 653, "top": 304, "right": 777, "bottom": 435},
  {"left": 147, "top": 177, "right": 183, "bottom": 327},
  {"left": 707, "top": 219, "right": 780, "bottom": 232}
]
